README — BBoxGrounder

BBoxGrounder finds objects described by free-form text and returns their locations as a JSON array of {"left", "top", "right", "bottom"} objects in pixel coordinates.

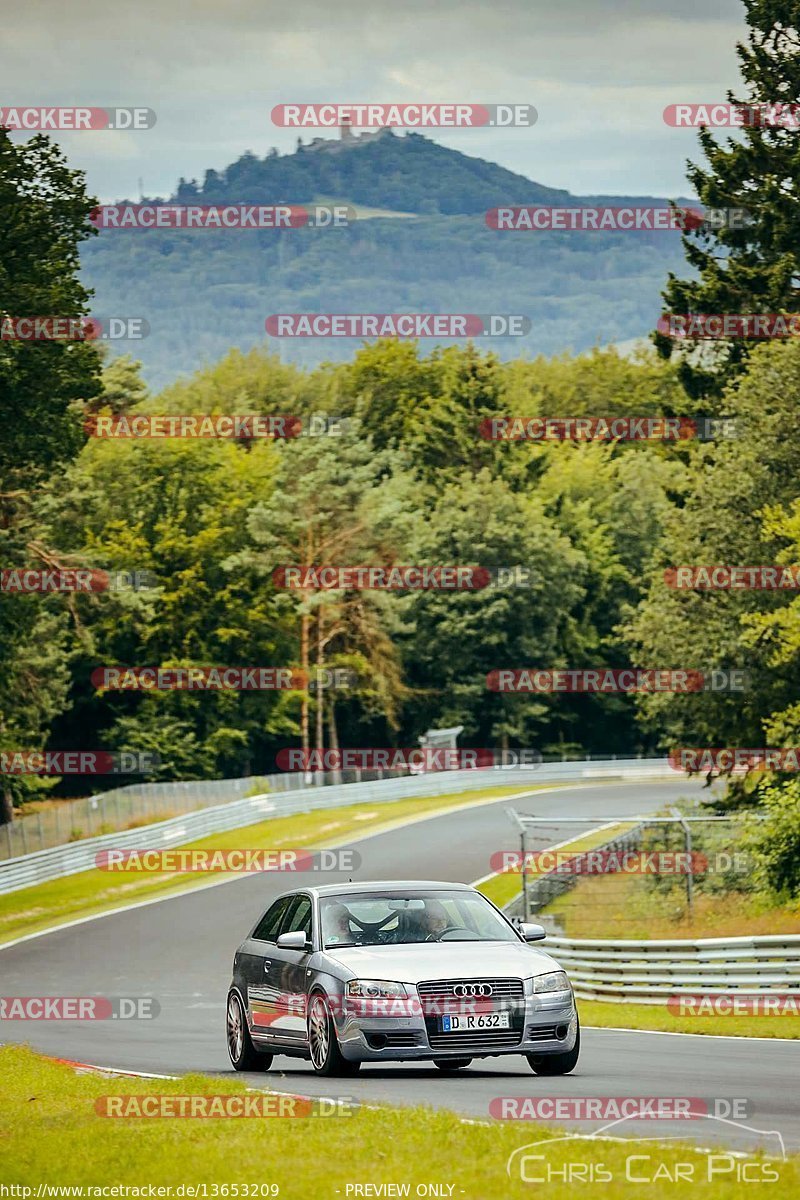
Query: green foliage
[
  {"left": 656, "top": 1, "right": 800, "bottom": 398},
  {"left": 0, "top": 130, "right": 102, "bottom": 815},
  {"left": 625, "top": 339, "right": 800, "bottom": 757},
  {"left": 745, "top": 777, "right": 800, "bottom": 898},
  {"left": 176, "top": 130, "right": 572, "bottom": 216}
]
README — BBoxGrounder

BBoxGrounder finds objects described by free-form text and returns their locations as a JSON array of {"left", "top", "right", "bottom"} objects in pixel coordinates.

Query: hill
[{"left": 81, "top": 132, "right": 691, "bottom": 389}]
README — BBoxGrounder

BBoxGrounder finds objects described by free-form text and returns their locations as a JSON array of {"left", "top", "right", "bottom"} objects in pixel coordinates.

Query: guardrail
[
  {"left": 1, "top": 751, "right": 672, "bottom": 861},
  {"left": 545, "top": 933, "right": 800, "bottom": 1002},
  {"left": 0, "top": 757, "right": 670, "bottom": 895}
]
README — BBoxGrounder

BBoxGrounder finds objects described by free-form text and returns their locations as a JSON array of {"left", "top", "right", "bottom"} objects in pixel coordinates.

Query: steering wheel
[{"left": 425, "top": 924, "right": 474, "bottom": 942}]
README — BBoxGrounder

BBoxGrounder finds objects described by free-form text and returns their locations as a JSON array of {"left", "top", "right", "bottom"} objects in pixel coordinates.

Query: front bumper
[{"left": 335, "top": 992, "right": 578, "bottom": 1062}]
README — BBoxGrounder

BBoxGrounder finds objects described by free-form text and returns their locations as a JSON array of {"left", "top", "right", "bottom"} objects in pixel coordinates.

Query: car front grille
[
  {"left": 417, "top": 977, "right": 524, "bottom": 1000},
  {"left": 417, "top": 977, "right": 525, "bottom": 1050},
  {"left": 428, "top": 1028, "right": 523, "bottom": 1051}
]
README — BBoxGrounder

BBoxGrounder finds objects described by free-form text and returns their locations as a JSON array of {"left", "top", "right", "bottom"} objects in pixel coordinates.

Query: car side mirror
[
  {"left": 519, "top": 922, "right": 547, "bottom": 942},
  {"left": 277, "top": 930, "right": 309, "bottom": 950}
]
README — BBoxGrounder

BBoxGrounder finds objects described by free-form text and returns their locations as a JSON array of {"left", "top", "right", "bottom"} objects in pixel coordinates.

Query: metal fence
[
  {"left": 0, "top": 752, "right": 668, "bottom": 861},
  {"left": 545, "top": 933, "right": 800, "bottom": 1002},
  {"left": 499, "top": 811, "right": 799, "bottom": 999},
  {"left": 0, "top": 757, "right": 670, "bottom": 894},
  {"left": 507, "top": 810, "right": 769, "bottom": 927}
]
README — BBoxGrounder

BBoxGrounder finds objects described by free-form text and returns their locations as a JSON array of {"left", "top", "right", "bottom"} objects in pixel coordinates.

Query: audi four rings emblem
[{"left": 454, "top": 983, "right": 493, "bottom": 997}]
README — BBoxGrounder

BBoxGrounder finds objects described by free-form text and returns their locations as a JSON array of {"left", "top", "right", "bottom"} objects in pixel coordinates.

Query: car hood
[{"left": 322, "top": 939, "right": 562, "bottom": 983}]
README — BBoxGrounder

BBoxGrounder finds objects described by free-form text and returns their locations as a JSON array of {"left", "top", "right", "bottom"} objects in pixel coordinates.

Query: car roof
[{"left": 274, "top": 880, "right": 475, "bottom": 899}]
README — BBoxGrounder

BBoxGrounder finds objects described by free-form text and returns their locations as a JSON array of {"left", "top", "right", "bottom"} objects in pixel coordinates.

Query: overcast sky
[{"left": 3, "top": 0, "right": 747, "bottom": 202}]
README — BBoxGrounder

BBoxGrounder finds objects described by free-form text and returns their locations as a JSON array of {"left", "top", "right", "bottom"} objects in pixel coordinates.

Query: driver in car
[
  {"left": 323, "top": 903, "right": 354, "bottom": 946},
  {"left": 418, "top": 898, "right": 449, "bottom": 940}
]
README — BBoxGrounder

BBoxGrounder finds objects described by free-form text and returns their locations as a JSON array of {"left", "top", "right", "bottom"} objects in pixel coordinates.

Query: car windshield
[{"left": 320, "top": 889, "right": 518, "bottom": 948}]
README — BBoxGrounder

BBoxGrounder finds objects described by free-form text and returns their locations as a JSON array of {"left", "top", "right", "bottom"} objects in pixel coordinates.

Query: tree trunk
[
  {"left": 328, "top": 699, "right": 342, "bottom": 786},
  {"left": 0, "top": 783, "right": 14, "bottom": 826},
  {"left": 315, "top": 610, "right": 325, "bottom": 786},
  {"left": 300, "top": 603, "right": 310, "bottom": 783}
]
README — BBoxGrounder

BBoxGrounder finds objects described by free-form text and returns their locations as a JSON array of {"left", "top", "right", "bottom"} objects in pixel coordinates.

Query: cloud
[{"left": 2, "top": 0, "right": 747, "bottom": 200}]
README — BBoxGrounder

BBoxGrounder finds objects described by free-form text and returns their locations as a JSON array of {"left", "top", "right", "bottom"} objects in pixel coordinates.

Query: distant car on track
[{"left": 226, "top": 879, "right": 580, "bottom": 1076}]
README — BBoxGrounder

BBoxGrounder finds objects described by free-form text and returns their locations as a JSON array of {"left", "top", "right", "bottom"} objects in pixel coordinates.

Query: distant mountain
[
  {"left": 173, "top": 130, "right": 575, "bottom": 215},
  {"left": 82, "top": 132, "right": 692, "bottom": 390}
]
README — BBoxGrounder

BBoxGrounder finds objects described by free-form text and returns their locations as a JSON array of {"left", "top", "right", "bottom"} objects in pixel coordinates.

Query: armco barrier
[
  {"left": 545, "top": 933, "right": 800, "bottom": 1002},
  {"left": 0, "top": 758, "right": 670, "bottom": 895}
]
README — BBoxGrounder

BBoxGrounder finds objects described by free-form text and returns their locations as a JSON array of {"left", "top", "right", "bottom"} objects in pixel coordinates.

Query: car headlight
[
  {"left": 346, "top": 979, "right": 409, "bottom": 998},
  {"left": 528, "top": 970, "right": 570, "bottom": 995}
]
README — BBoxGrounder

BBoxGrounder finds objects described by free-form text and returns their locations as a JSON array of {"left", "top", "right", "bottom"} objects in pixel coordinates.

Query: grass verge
[
  {"left": 475, "top": 826, "right": 800, "bottom": 1040},
  {"left": 546, "top": 870, "right": 800, "bottom": 939},
  {"left": 580, "top": 999, "right": 800, "bottom": 1039},
  {"left": 475, "top": 821, "right": 634, "bottom": 909},
  {"left": 0, "top": 1046, "right": 795, "bottom": 1198},
  {"left": 0, "top": 783, "right": 544, "bottom": 946}
]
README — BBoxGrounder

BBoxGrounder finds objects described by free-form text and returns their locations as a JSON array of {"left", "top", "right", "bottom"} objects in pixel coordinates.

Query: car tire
[
  {"left": 433, "top": 1058, "right": 472, "bottom": 1071},
  {"left": 227, "top": 991, "right": 273, "bottom": 1072},
  {"left": 308, "top": 992, "right": 361, "bottom": 1076},
  {"left": 527, "top": 1018, "right": 580, "bottom": 1076}
]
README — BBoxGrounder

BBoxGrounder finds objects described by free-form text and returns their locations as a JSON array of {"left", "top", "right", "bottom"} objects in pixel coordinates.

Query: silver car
[{"left": 226, "top": 880, "right": 579, "bottom": 1076}]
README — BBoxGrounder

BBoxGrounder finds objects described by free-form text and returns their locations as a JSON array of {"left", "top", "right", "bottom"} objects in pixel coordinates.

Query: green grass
[
  {"left": 581, "top": 999, "right": 800, "bottom": 1039},
  {"left": 0, "top": 783, "right": 549, "bottom": 945},
  {"left": 475, "top": 826, "right": 800, "bottom": 1040},
  {"left": 546, "top": 869, "right": 800, "bottom": 940},
  {"left": 476, "top": 822, "right": 634, "bottom": 909},
  {"left": 1, "top": 1046, "right": 795, "bottom": 1198}
]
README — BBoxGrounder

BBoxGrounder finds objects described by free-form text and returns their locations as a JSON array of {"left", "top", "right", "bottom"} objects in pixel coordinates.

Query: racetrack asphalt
[{"left": 1, "top": 777, "right": 797, "bottom": 1154}]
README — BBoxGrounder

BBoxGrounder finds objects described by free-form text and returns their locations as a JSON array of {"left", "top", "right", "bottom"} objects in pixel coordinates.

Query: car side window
[
  {"left": 281, "top": 894, "right": 313, "bottom": 942},
  {"left": 252, "top": 895, "right": 293, "bottom": 942}
]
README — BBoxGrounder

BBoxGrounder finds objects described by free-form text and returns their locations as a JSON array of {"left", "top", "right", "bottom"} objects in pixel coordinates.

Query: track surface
[{"left": 2, "top": 778, "right": 798, "bottom": 1153}]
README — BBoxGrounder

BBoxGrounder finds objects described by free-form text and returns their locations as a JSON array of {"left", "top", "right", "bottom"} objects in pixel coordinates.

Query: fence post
[
  {"left": 672, "top": 808, "right": 694, "bottom": 921},
  {"left": 37, "top": 811, "right": 45, "bottom": 851},
  {"left": 521, "top": 825, "right": 530, "bottom": 921}
]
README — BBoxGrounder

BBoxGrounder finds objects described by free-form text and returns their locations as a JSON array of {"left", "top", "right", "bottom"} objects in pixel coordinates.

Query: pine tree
[{"left": 655, "top": 0, "right": 800, "bottom": 400}]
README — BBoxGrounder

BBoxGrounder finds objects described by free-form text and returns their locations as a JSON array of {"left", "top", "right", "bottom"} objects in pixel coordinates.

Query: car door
[
  {"left": 240, "top": 893, "right": 294, "bottom": 1045},
  {"left": 263, "top": 892, "right": 315, "bottom": 1045}
]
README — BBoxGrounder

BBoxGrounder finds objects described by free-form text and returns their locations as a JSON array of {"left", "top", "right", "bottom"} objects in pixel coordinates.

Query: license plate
[{"left": 440, "top": 1012, "right": 510, "bottom": 1032}]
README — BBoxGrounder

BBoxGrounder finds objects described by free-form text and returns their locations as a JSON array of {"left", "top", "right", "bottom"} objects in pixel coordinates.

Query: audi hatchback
[{"left": 226, "top": 880, "right": 579, "bottom": 1076}]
